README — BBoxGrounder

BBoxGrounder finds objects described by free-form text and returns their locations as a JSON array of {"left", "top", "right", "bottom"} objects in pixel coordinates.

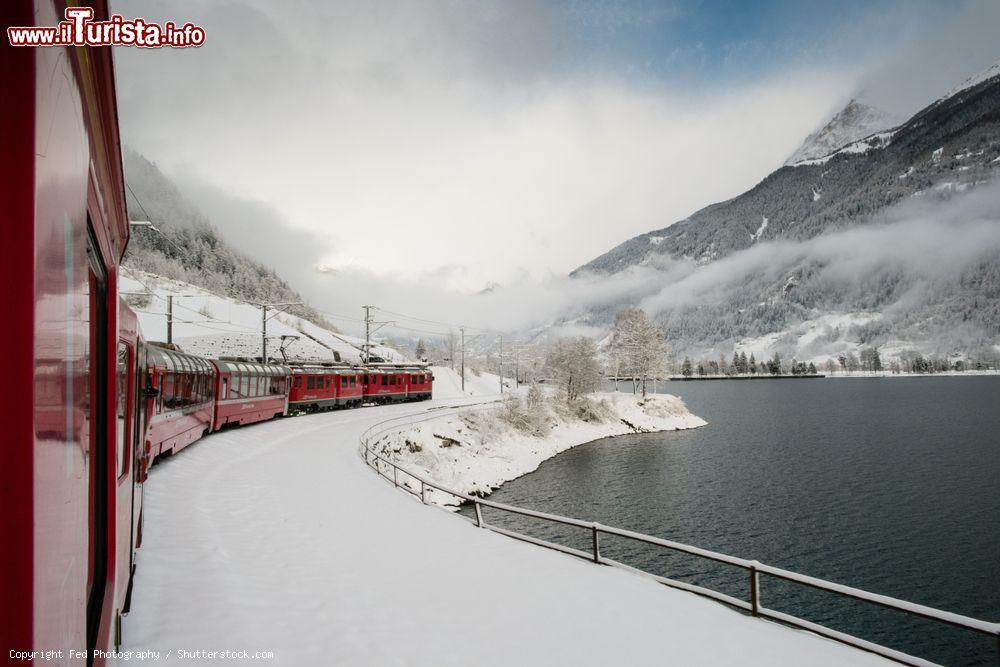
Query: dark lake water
[{"left": 463, "top": 377, "right": 1000, "bottom": 666}]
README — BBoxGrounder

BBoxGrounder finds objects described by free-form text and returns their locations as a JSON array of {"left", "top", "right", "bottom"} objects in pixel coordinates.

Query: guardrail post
[
  {"left": 474, "top": 501, "right": 484, "bottom": 528},
  {"left": 749, "top": 561, "right": 761, "bottom": 617},
  {"left": 420, "top": 481, "right": 427, "bottom": 504},
  {"left": 592, "top": 524, "right": 601, "bottom": 564}
]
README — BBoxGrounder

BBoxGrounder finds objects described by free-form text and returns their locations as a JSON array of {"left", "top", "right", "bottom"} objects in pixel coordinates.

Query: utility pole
[
  {"left": 460, "top": 327, "right": 466, "bottom": 393},
  {"left": 260, "top": 301, "right": 303, "bottom": 363},
  {"left": 166, "top": 295, "right": 173, "bottom": 345},
  {"left": 364, "top": 305, "right": 372, "bottom": 365},
  {"left": 362, "top": 305, "right": 393, "bottom": 366},
  {"left": 498, "top": 335, "right": 503, "bottom": 393},
  {"left": 513, "top": 343, "right": 519, "bottom": 387}
]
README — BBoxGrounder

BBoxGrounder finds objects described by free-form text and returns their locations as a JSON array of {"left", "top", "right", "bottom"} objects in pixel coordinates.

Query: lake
[{"left": 463, "top": 377, "right": 1000, "bottom": 666}]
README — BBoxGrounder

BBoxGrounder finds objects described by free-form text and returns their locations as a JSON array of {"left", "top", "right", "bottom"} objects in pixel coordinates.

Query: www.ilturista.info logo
[{"left": 7, "top": 7, "right": 205, "bottom": 48}]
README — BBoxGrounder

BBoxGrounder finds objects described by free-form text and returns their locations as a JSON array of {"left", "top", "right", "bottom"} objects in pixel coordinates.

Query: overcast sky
[{"left": 112, "top": 0, "right": 999, "bottom": 330}]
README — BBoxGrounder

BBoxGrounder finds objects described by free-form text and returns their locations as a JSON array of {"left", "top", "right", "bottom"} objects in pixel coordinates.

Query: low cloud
[{"left": 114, "top": 0, "right": 851, "bottom": 289}]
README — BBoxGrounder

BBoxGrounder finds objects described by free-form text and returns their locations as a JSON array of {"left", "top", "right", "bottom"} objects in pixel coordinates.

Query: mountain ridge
[{"left": 566, "top": 65, "right": 1000, "bottom": 362}]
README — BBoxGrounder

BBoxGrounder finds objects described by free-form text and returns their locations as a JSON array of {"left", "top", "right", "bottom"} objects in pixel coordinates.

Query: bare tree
[
  {"left": 610, "top": 307, "right": 671, "bottom": 397},
  {"left": 545, "top": 337, "right": 603, "bottom": 401}
]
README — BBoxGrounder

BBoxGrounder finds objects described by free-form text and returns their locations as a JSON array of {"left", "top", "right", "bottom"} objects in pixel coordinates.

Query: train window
[
  {"left": 294, "top": 376, "right": 301, "bottom": 389},
  {"left": 307, "top": 376, "right": 316, "bottom": 390},
  {"left": 116, "top": 343, "right": 130, "bottom": 478},
  {"left": 240, "top": 373, "right": 250, "bottom": 398},
  {"left": 381, "top": 376, "right": 388, "bottom": 386},
  {"left": 163, "top": 374, "right": 175, "bottom": 409},
  {"left": 326, "top": 376, "right": 331, "bottom": 389}
]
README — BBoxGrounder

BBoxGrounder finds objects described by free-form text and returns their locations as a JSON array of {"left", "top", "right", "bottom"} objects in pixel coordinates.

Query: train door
[
  {"left": 133, "top": 344, "right": 148, "bottom": 538},
  {"left": 113, "top": 339, "right": 133, "bottom": 637},
  {"left": 86, "top": 229, "right": 109, "bottom": 657}
]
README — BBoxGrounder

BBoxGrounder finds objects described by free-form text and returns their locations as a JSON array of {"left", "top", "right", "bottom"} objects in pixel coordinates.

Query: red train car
[
  {"left": 288, "top": 366, "right": 364, "bottom": 412},
  {"left": 115, "top": 301, "right": 152, "bottom": 613},
  {"left": 363, "top": 366, "right": 434, "bottom": 403},
  {"left": 407, "top": 369, "right": 434, "bottom": 401},
  {"left": 211, "top": 360, "right": 291, "bottom": 428},
  {"left": 1, "top": 0, "right": 141, "bottom": 657},
  {"left": 145, "top": 344, "right": 216, "bottom": 461}
]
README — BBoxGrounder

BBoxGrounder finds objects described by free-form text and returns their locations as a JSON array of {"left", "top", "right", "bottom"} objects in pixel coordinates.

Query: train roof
[
  {"left": 212, "top": 359, "right": 291, "bottom": 376},
  {"left": 290, "top": 365, "right": 364, "bottom": 375},
  {"left": 148, "top": 344, "right": 214, "bottom": 375}
]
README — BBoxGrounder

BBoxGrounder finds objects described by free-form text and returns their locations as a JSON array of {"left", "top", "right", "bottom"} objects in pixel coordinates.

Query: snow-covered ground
[
  {"left": 118, "top": 398, "right": 890, "bottom": 666},
  {"left": 121, "top": 268, "right": 407, "bottom": 364},
  {"left": 431, "top": 365, "right": 512, "bottom": 399},
  {"left": 369, "top": 392, "right": 706, "bottom": 505}
]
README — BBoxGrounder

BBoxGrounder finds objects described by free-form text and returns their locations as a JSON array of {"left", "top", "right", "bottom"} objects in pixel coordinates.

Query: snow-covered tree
[
  {"left": 415, "top": 338, "right": 427, "bottom": 360},
  {"left": 610, "top": 307, "right": 671, "bottom": 397},
  {"left": 545, "top": 337, "right": 603, "bottom": 401}
]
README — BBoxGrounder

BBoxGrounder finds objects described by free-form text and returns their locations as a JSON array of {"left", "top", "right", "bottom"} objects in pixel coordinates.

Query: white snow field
[{"left": 118, "top": 397, "right": 890, "bottom": 666}]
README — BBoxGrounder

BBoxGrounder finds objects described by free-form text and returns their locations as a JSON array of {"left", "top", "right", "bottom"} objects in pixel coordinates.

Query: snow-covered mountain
[
  {"left": 570, "top": 64, "right": 1000, "bottom": 362},
  {"left": 784, "top": 99, "right": 899, "bottom": 166}
]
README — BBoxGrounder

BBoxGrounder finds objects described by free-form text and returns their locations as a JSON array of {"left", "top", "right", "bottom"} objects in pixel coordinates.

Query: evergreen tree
[{"left": 681, "top": 357, "right": 693, "bottom": 377}]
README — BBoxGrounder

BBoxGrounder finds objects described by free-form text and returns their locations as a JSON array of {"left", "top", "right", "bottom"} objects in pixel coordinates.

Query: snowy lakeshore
[{"left": 367, "top": 390, "right": 707, "bottom": 505}]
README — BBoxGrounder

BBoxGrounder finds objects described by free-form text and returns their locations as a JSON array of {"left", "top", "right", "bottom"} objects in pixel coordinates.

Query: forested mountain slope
[{"left": 122, "top": 148, "right": 337, "bottom": 333}]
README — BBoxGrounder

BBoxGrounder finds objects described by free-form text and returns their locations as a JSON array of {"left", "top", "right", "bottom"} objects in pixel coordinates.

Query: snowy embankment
[
  {"left": 119, "top": 397, "right": 889, "bottom": 666},
  {"left": 369, "top": 391, "right": 707, "bottom": 505},
  {"left": 120, "top": 268, "right": 407, "bottom": 363}
]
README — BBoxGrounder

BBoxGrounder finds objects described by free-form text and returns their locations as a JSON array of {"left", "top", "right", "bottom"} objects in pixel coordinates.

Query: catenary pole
[{"left": 166, "top": 295, "right": 173, "bottom": 345}]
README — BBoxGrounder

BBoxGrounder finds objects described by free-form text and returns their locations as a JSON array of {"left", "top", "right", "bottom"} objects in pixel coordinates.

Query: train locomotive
[{"left": 1, "top": 3, "right": 432, "bottom": 661}]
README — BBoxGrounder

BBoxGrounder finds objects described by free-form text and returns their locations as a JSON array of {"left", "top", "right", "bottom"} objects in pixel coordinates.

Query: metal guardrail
[{"left": 359, "top": 406, "right": 1000, "bottom": 667}]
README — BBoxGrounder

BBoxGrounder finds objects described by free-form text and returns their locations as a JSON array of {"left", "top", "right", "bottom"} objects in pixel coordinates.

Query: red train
[
  {"left": 287, "top": 365, "right": 434, "bottom": 412},
  {"left": 141, "top": 351, "right": 433, "bottom": 472},
  {"left": 1, "top": 3, "right": 433, "bottom": 661}
]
